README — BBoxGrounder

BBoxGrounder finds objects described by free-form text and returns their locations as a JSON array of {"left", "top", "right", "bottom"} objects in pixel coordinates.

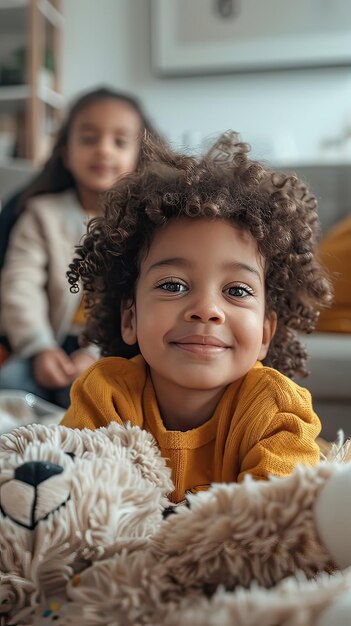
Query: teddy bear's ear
[
  {"left": 103, "top": 422, "right": 174, "bottom": 495},
  {"left": 0, "top": 424, "right": 98, "bottom": 458},
  {"left": 0, "top": 423, "right": 54, "bottom": 454}
]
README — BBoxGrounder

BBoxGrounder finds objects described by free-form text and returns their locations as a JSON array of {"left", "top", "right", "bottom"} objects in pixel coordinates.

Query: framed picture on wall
[{"left": 151, "top": 0, "right": 351, "bottom": 76}]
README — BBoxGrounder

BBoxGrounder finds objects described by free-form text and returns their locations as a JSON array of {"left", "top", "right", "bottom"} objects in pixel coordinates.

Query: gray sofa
[{"left": 297, "top": 333, "right": 351, "bottom": 440}]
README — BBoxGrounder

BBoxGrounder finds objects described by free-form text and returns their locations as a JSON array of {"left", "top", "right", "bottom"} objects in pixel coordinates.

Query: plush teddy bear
[{"left": 0, "top": 422, "right": 351, "bottom": 626}]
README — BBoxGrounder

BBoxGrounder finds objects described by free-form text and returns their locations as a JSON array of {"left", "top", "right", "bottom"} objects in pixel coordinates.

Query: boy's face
[{"left": 121, "top": 218, "right": 276, "bottom": 398}]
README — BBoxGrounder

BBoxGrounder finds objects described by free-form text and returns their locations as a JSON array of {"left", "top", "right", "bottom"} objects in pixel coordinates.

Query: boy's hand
[
  {"left": 33, "top": 348, "right": 76, "bottom": 389},
  {"left": 70, "top": 349, "right": 97, "bottom": 377}
]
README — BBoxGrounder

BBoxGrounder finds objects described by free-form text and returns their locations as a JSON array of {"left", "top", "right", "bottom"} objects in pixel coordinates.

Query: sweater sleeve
[
  {"left": 61, "top": 357, "right": 146, "bottom": 431},
  {"left": 236, "top": 370, "right": 321, "bottom": 482},
  {"left": 61, "top": 362, "right": 124, "bottom": 430},
  {"left": 61, "top": 375, "right": 111, "bottom": 430},
  {"left": 0, "top": 206, "right": 57, "bottom": 356}
]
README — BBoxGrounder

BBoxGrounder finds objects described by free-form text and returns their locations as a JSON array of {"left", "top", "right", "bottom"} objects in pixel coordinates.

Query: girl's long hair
[{"left": 12, "top": 86, "right": 161, "bottom": 217}]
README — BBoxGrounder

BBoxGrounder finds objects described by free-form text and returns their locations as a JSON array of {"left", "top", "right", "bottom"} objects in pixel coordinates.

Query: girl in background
[{"left": 0, "top": 86, "right": 161, "bottom": 407}]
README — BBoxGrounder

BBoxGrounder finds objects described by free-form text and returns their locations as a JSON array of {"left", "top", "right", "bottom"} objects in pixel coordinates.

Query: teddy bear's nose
[{"left": 14, "top": 461, "right": 64, "bottom": 487}]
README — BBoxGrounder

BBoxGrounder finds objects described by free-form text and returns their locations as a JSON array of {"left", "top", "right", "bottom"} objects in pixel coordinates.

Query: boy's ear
[
  {"left": 120, "top": 300, "right": 137, "bottom": 345},
  {"left": 258, "top": 311, "right": 277, "bottom": 361}
]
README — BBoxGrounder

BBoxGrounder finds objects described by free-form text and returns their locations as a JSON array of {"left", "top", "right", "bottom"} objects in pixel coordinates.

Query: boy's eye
[
  {"left": 225, "top": 285, "right": 253, "bottom": 298},
  {"left": 156, "top": 281, "right": 188, "bottom": 293}
]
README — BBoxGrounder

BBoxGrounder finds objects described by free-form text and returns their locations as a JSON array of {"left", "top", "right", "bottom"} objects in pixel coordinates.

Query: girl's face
[
  {"left": 65, "top": 98, "right": 142, "bottom": 195},
  {"left": 121, "top": 218, "right": 276, "bottom": 400}
]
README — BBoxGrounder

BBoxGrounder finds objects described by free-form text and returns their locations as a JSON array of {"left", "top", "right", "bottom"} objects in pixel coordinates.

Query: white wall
[{"left": 62, "top": 0, "right": 351, "bottom": 164}]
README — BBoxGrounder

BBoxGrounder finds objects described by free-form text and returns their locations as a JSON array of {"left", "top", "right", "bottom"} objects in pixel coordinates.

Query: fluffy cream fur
[
  {"left": 0, "top": 423, "right": 172, "bottom": 624},
  {"left": 0, "top": 423, "right": 349, "bottom": 626}
]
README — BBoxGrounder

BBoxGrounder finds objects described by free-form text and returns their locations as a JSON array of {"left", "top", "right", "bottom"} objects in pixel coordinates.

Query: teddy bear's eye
[{"left": 65, "top": 452, "right": 75, "bottom": 460}]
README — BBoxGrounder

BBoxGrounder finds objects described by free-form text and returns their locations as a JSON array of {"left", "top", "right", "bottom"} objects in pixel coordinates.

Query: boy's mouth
[{"left": 170, "top": 335, "right": 230, "bottom": 356}]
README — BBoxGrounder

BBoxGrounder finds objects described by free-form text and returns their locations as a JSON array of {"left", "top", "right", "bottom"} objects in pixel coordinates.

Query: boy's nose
[{"left": 184, "top": 298, "right": 225, "bottom": 324}]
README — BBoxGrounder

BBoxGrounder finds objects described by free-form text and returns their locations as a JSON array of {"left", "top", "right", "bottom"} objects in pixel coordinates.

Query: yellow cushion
[{"left": 317, "top": 215, "right": 351, "bottom": 333}]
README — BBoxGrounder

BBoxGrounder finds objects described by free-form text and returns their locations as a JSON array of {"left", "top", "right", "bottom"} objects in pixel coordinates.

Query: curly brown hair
[{"left": 68, "top": 132, "right": 332, "bottom": 378}]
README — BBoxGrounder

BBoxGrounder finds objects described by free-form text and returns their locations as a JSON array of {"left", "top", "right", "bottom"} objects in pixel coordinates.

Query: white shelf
[
  {"left": 0, "top": 84, "right": 64, "bottom": 109},
  {"left": 38, "top": 85, "right": 64, "bottom": 108},
  {"left": 0, "top": 0, "right": 63, "bottom": 21},
  {"left": 0, "top": 85, "right": 30, "bottom": 100},
  {"left": 0, "top": 0, "right": 27, "bottom": 9}
]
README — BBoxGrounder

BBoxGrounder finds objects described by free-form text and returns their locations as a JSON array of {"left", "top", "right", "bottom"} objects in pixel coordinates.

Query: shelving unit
[{"left": 0, "top": 0, "right": 64, "bottom": 165}]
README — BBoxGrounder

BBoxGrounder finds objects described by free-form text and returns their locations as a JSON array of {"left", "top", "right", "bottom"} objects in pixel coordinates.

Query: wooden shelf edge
[{"left": 37, "top": 0, "right": 64, "bottom": 27}]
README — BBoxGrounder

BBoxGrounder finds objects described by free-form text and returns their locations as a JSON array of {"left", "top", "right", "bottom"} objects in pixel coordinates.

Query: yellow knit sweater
[{"left": 62, "top": 355, "right": 321, "bottom": 503}]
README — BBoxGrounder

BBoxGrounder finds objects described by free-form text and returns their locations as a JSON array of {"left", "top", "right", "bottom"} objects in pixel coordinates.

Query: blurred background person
[{"left": 0, "top": 86, "right": 161, "bottom": 407}]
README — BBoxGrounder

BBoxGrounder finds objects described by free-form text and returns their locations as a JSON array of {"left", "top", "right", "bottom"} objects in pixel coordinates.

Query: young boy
[{"left": 62, "top": 132, "right": 332, "bottom": 503}]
